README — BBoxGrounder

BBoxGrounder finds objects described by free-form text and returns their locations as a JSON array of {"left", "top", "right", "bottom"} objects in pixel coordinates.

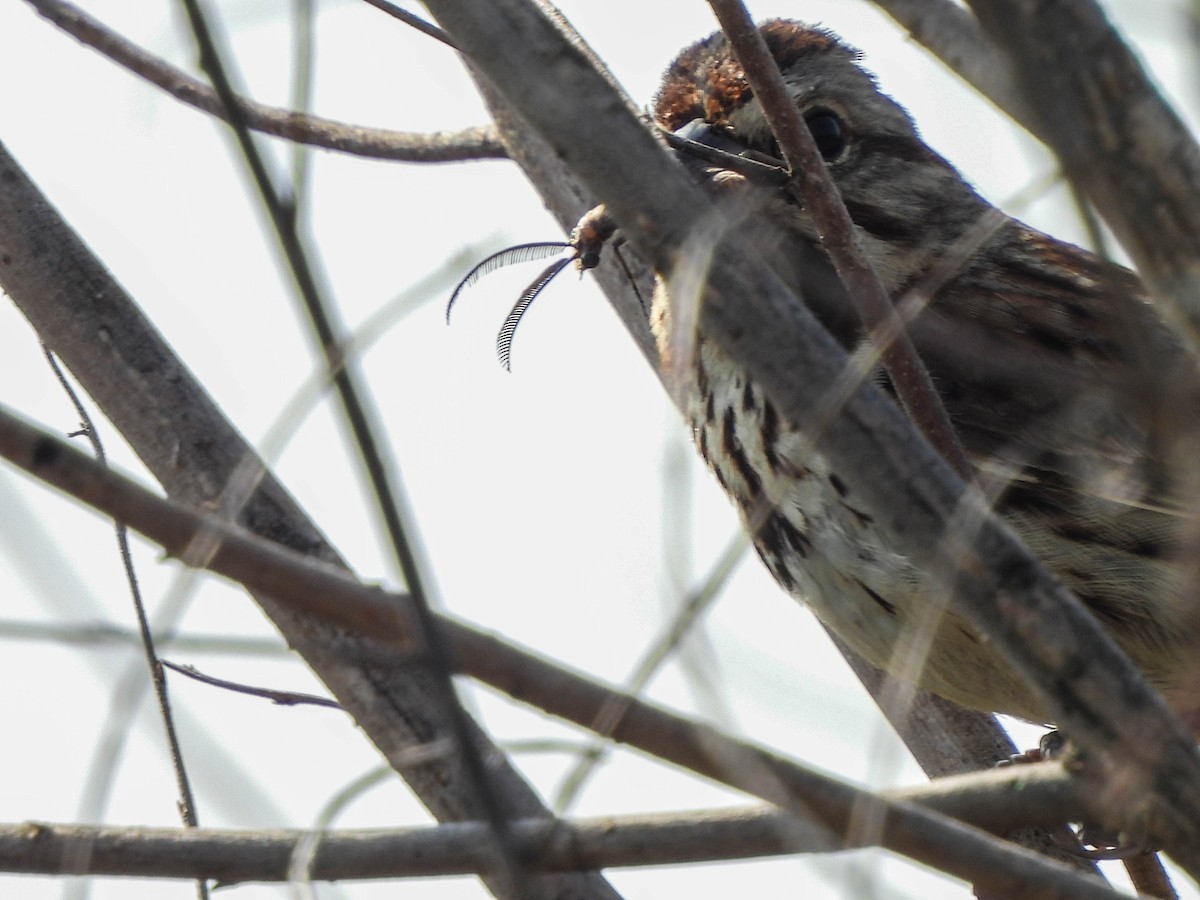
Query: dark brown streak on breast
[
  {"left": 722, "top": 405, "right": 763, "bottom": 499},
  {"left": 760, "top": 398, "right": 782, "bottom": 473},
  {"left": 855, "top": 578, "right": 897, "bottom": 616}
]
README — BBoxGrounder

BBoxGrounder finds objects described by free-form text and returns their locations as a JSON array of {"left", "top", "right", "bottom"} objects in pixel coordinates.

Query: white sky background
[{"left": 0, "top": 0, "right": 1195, "bottom": 897}]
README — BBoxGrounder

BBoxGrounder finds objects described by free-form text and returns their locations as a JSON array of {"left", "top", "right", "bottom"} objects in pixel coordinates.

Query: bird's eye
[{"left": 805, "top": 109, "right": 846, "bottom": 161}]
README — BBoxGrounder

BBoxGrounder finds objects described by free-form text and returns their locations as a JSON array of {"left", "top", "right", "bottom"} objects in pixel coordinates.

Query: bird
[{"left": 635, "top": 19, "right": 1200, "bottom": 730}]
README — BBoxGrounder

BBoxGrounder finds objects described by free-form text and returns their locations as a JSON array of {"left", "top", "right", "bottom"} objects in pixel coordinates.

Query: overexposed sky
[{"left": 0, "top": 1, "right": 1195, "bottom": 897}]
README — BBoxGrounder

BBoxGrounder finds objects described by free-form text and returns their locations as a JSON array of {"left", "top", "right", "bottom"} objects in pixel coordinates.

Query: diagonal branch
[
  {"left": 707, "top": 0, "right": 969, "bottom": 476},
  {"left": 24, "top": 0, "right": 506, "bottom": 163},
  {"left": 0, "top": 137, "right": 618, "bottom": 900},
  {"left": 174, "top": 0, "right": 531, "bottom": 890},
  {"left": 886, "top": 0, "right": 1200, "bottom": 355},
  {"left": 357, "top": 0, "right": 455, "bottom": 46},
  {"left": 0, "top": 408, "right": 1126, "bottom": 898},
  {"left": 868, "top": 0, "right": 1032, "bottom": 128}
]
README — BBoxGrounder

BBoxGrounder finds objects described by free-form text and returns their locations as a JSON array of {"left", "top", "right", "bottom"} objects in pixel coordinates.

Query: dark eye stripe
[
  {"left": 841, "top": 199, "right": 918, "bottom": 244},
  {"left": 855, "top": 134, "right": 935, "bottom": 164}
]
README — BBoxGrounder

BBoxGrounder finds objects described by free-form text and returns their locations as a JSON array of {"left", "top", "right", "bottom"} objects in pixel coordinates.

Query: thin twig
[
  {"left": 290, "top": 765, "right": 395, "bottom": 890},
  {"left": 24, "top": 0, "right": 504, "bottom": 163},
  {"left": 1067, "top": 183, "right": 1112, "bottom": 262},
  {"left": 0, "top": 619, "right": 286, "bottom": 655},
  {"left": 286, "top": 0, "right": 317, "bottom": 209},
  {"left": 40, "top": 348, "right": 210, "bottom": 900},
  {"left": 173, "top": 1, "right": 530, "bottom": 893},
  {"left": 706, "top": 0, "right": 970, "bottom": 477},
  {"left": 0, "top": 136, "right": 619, "bottom": 900},
  {"left": 160, "top": 660, "right": 342, "bottom": 710},
  {"left": 356, "top": 0, "right": 455, "bottom": 47}
]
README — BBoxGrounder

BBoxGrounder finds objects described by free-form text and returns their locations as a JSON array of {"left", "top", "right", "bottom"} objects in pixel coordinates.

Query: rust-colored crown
[{"left": 653, "top": 20, "right": 858, "bottom": 132}]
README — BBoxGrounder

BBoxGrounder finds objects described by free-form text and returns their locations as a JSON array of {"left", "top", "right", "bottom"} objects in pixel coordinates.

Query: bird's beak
[
  {"left": 672, "top": 118, "right": 747, "bottom": 155},
  {"left": 668, "top": 119, "right": 785, "bottom": 186}
]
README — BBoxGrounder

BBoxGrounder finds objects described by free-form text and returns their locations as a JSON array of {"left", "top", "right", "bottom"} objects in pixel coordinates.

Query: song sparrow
[
  {"left": 458, "top": 19, "right": 1200, "bottom": 731},
  {"left": 639, "top": 20, "right": 1200, "bottom": 729}
]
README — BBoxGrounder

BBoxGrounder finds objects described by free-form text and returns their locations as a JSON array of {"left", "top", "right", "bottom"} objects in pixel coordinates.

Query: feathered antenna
[
  {"left": 445, "top": 242, "right": 572, "bottom": 323},
  {"left": 446, "top": 208, "right": 622, "bottom": 370},
  {"left": 496, "top": 256, "right": 574, "bottom": 371}
]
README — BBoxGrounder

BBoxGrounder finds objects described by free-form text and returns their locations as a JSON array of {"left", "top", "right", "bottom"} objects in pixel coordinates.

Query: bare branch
[
  {"left": 868, "top": 0, "right": 1032, "bottom": 127},
  {"left": 0, "top": 784, "right": 1085, "bottom": 883},
  {"left": 0, "top": 137, "right": 618, "bottom": 900},
  {"left": 24, "top": 0, "right": 506, "bottom": 163},
  {"left": 0, "top": 619, "right": 286, "bottom": 655},
  {"left": 42, "top": 345, "right": 208, "bottom": 900},
  {"left": 0, "top": 409, "right": 1126, "bottom": 898},
  {"left": 468, "top": 73, "right": 659, "bottom": 370},
  {"left": 176, "top": 0, "right": 531, "bottom": 890},
  {"left": 0, "top": 813, "right": 831, "bottom": 882},
  {"left": 357, "top": 0, "right": 455, "bottom": 47},
  {"left": 962, "top": 1, "right": 1200, "bottom": 354},
  {"left": 159, "top": 660, "right": 342, "bottom": 709}
]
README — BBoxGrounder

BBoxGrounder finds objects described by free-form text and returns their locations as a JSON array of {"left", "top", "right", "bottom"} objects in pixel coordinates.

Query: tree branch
[
  {"left": 708, "top": 0, "right": 969, "bottom": 475},
  {"left": 176, "top": 0, "right": 532, "bottom": 890},
  {"left": 23, "top": 0, "right": 506, "bottom": 163},
  {"left": 0, "top": 786, "right": 1082, "bottom": 883},
  {"left": 939, "top": 0, "right": 1200, "bottom": 355},
  {"left": 868, "top": 0, "right": 1032, "bottom": 129},
  {"left": 0, "top": 407, "right": 1126, "bottom": 899},
  {"left": 0, "top": 137, "right": 617, "bottom": 900},
  {"left": 357, "top": 0, "right": 455, "bottom": 47}
]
